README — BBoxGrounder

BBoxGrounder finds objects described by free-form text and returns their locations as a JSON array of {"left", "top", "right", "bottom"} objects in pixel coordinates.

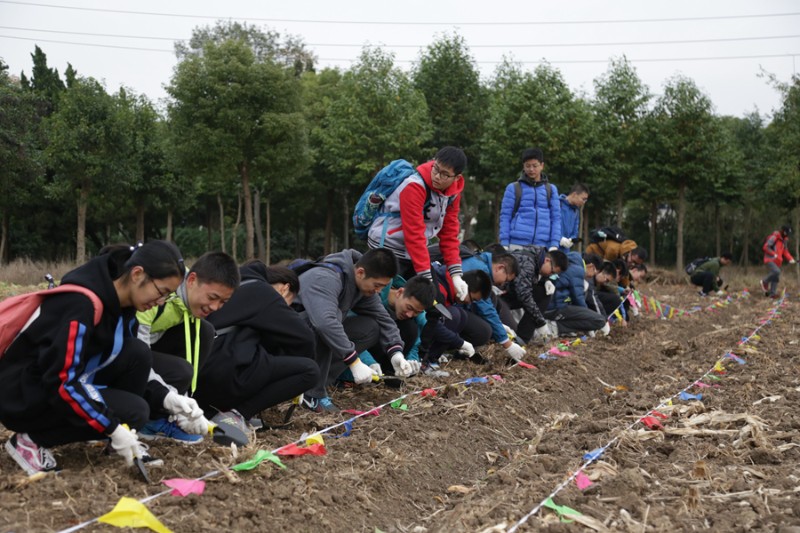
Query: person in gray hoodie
[{"left": 292, "top": 248, "right": 405, "bottom": 413}]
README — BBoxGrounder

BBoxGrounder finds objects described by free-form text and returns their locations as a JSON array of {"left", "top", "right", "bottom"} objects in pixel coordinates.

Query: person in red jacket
[
  {"left": 760, "top": 224, "right": 796, "bottom": 298},
  {"left": 366, "top": 147, "right": 469, "bottom": 302}
]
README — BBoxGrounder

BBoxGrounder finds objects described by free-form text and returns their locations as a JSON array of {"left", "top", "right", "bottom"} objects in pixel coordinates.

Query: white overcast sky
[{"left": 1, "top": 0, "right": 798, "bottom": 118}]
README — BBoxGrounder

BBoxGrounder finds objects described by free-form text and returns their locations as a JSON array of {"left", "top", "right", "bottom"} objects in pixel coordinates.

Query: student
[
  {"left": 293, "top": 248, "right": 405, "bottom": 413},
  {"left": 689, "top": 254, "right": 732, "bottom": 296},
  {"left": 585, "top": 236, "right": 647, "bottom": 267},
  {"left": 761, "top": 225, "right": 796, "bottom": 298},
  {"left": 558, "top": 183, "right": 590, "bottom": 252},
  {"left": 417, "top": 267, "right": 494, "bottom": 364},
  {"left": 461, "top": 250, "right": 526, "bottom": 361},
  {"left": 194, "top": 262, "right": 320, "bottom": 429},
  {"left": 0, "top": 241, "right": 185, "bottom": 475},
  {"left": 499, "top": 248, "right": 569, "bottom": 344},
  {"left": 545, "top": 251, "right": 607, "bottom": 335},
  {"left": 354, "top": 275, "right": 435, "bottom": 378},
  {"left": 583, "top": 255, "right": 617, "bottom": 316},
  {"left": 136, "top": 251, "right": 240, "bottom": 443},
  {"left": 499, "top": 147, "right": 561, "bottom": 251},
  {"left": 595, "top": 261, "right": 628, "bottom": 325},
  {"left": 366, "top": 147, "right": 470, "bottom": 302}
]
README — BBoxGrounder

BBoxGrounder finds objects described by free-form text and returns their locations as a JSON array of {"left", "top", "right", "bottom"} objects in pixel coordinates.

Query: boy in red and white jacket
[{"left": 761, "top": 225, "right": 796, "bottom": 297}]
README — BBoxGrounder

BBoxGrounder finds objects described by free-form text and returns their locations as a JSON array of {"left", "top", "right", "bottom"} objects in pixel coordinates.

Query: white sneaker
[{"left": 600, "top": 322, "right": 611, "bottom": 336}]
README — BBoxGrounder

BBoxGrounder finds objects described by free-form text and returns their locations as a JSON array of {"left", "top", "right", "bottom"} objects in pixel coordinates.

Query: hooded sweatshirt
[
  {"left": 292, "top": 249, "right": 403, "bottom": 364},
  {"left": 0, "top": 254, "right": 137, "bottom": 436}
]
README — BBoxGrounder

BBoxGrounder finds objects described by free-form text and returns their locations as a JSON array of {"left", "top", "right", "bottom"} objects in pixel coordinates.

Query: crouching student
[
  {"left": 417, "top": 267, "right": 494, "bottom": 365},
  {"left": 0, "top": 241, "right": 185, "bottom": 475},
  {"left": 293, "top": 248, "right": 405, "bottom": 413},
  {"left": 544, "top": 251, "right": 607, "bottom": 335},
  {"left": 192, "top": 263, "right": 320, "bottom": 430},
  {"left": 690, "top": 253, "right": 732, "bottom": 296},
  {"left": 136, "top": 251, "right": 240, "bottom": 444}
]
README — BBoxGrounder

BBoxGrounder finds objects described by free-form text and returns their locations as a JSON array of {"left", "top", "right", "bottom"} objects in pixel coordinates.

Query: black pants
[
  {"left": 690, "top": 271, "right": 715, "bottom": 294},
  {"left": 27, "top": 338, "right": 152, "bottom": 448},
  {"left": 544, "top": 306, "right": 607, "bottom": 334},
  {"left": 500, "top": 284, "right": 551, "bottom": 344},
  {"left": 370, "top": 317, "right": 419, "bottom": 375},
  {"left": 308, "top": 315, "right": 381, "bottom": 398},
  {"left": 596, "top": 291, "right": 623, "bottom": 320}
]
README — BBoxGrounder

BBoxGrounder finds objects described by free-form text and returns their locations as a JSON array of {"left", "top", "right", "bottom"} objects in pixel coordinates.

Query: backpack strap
[
  {"left": 512, "top": 181, "right": 523, "bottom": 219},
  {"left": 51, "top": 284, "right": 104, "bottom": 326}
]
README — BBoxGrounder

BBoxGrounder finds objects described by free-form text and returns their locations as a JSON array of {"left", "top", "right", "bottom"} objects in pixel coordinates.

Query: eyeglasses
[
  {"left": 150, "top": 279, "right": 173, "bottom": 303},
  {"left": 433, "top": 163, "right": 456, "bottom": 180},
  {"left": 524, "top": 161, "right": 542, "bottom": 170}
]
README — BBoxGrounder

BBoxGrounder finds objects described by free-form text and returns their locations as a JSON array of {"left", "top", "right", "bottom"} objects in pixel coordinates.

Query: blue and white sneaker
[
  {"left": 139, "top": 418, "right": 203, "bottom": 445},
  {"left": 301, "top": 396, "right": 340, "bottom": 414}
]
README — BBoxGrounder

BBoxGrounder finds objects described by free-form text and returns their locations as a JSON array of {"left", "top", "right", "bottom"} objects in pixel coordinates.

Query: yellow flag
[
  {"left": 668, "top": 308, "right": 675, "bottom": 319},
  {"left": 306, "top": 433, "right": 325, "bottom": 446},
  {"left": 98, "top": 497, "right": 172, "bottom": 533},
  {"left": 613, "top": 309, "right": 623, "bottom": 322},
  {"left": 714, "top": 361, "right": 725, "bottom": 372}
]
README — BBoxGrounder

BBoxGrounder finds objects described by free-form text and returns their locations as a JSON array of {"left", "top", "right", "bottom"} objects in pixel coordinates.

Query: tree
[
  {"left": 44, "top": 77, "right": 126, "bottom": 262},
  {"left": 317, "top": 47, "right": 432, "bottom": 252},
  {"left": 653, "top": 75, "right": 717, "bottom": 272},
  {"left": 168, "top": 37, "right": 306, "bottom": 259}
]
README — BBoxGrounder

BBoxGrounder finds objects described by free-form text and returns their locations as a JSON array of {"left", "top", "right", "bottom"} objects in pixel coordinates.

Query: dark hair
[
  {"left": 582, "top": 253, "right": 604, "bottom": 272},
  {"left": 521, "top": 147, "right": 544, "bottom": 164},
  {"left": 435, "top": 146, "right": 467, "bottom": 175},
  {"left": 599, "top": 261, "right": 617, "bottom": 278},
  {"left": 720, "top": 252, "right": 733, "bottom": 261},
  {"left": 462, "top": 269, "right": 492, "bottom": 300},
  {"left": 99, "top": 240, "right": 183, "bottom": 282},
  {"left": 484, "top": 243, "right": 508, "bottom": 257},
  {"left": 569, "top": 183, "right": 590, "bottom": 195},
  {"left": 402, "top": 275, "right": 436, "bottom": 309},
  {"left": 631, "top": 247, "right": 648, "bottom": 262},
  {"left": 264, "top": 265, "right": 300, "bottom": 295},
  {"left": 461, "top": 239, "right": 482, "bottom": 253},
  {"left": 631, "top": 263, "right": 648, "bottom": 273},
  {"left": 547, "top": 250, "right": 569, "bottom": 272},
  {"left": 356, "top": 248, "right": 398, "bottom": 279},
  {"left": 612, "top": 258, "right": 629, "bottom": 279},
  {"left": 492, "top": 252, "right": 519, "bottom": 277},
  {"left": 191, "top": 252, "right": 240, "bottom": 289},
  {"left": 781, "top": 224, "right": 792, "bottom": 235}
]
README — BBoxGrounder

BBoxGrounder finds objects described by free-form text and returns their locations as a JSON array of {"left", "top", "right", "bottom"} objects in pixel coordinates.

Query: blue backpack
[{"left": 352, "top": 159, "right": 418, "bottom": 242}]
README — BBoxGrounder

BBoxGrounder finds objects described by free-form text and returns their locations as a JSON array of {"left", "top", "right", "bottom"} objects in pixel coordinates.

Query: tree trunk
[
  {"left": 324, "top": 188, "right": 334, "bottom": 255},
  {"left": 254, "top": 189, "right": 265, "bottom": 262},
  {"left": 494, "top": 190, "right": 502, "bottom": 242},
  {"left": 76, "top": 188, "right": 88, "bottom": 263},
  {"left": 793, "top": 203, "right": 800, "bottom": 285},
  {"left": 714, "top": 204, "right": 721, "bottom": 257},
  {"left": 135, "top": 200, "right": 145, "bottom": 243},
  {"left": 265, "top": 194, "right": 271, "bottom": 265},
  {"left": 239, "top": 161, "right": 255, "bottom": 260},
  {"left": 649, "top": 201, "right": 657, "bottom": 266},
  {"left": 0, "top": 211, "right": 8, "bottom": 264},
  {"left": 294, "top": 224, "right": 301, "bottom": 258},
  {"left": 166, "top": 208, "right": 174, "bottom": 242},
  {"left": 741, "top": 204, "right": 751, "bottom": 273},
  {"left": 231, "top": 190, "right": 242, "bottom": 262},
  {"left": 342, "top": 192, "right": 350, "bottom": 250},
  {"left": 615, "top": 179, "right": 626, "bottom": 226},
  {"left": 675, "top": 182, "right": 686, "bottom": 273},
  {"left": 217, "top": 192, "right": 226, "bottom": 253}
]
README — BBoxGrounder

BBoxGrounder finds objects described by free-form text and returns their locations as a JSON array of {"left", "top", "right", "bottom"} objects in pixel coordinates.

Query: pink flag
[
  {"left": 163, "top": 478, "right": 206, "bottom": 497},
  {"left": 575, "top": 471, "right": 593, "bottom": 490}
]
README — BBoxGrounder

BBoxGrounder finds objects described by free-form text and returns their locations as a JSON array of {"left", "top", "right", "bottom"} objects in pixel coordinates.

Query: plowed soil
[{"left": 2, "top": 281, "right": 799, "bottom": 532}]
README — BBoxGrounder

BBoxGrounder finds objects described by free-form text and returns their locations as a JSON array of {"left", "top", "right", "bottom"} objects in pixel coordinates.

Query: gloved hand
[
  {"left": 109, "top": 424, "right": 142, "bottom": 466},
  {"left": 790, "top": 259, "right": 797, "bottom": 265},
  {"left": 458, "top": 340, "right": 475, "bottom": 357},
  {"left": 715, "top": 290, "right": 725, "bottom": 296},
  {"left": 452, "top": 275, "right": 469, "bottom": 301},
  {"left": 505, "top": 342, "right": 526, "bottom": 362},
  {"left": 407, "top": 359, "right": 421, "bottom": 376},
  {"left": 559, "top": 237, "right": 573, "bottom": 248},
  {"left": 175, "top": 413, "right": 211, "bottom": 435},
  {"left": 544, "top": 280, "right": 556, "bottom": 296},
  {"left": 368, "top": 363, "right": 384, "bottom": 377},
  {"left": 534, "top": 323, "right": 556, "bottom": 341},
  {"left": 163, "top": 391, "right": 204, "bottom": 419},
  {"left": 349, "top": 358, "right": 377, "bottom": 384},
  {"left": 390, "top": 352, "right": 414, "bottom": 378},
  {"left": 547, "top": 246, "right": 558, "bottom": 252}
]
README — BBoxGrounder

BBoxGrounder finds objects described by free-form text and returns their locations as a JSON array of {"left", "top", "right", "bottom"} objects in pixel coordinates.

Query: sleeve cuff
[
  {"left": 448, "top": 264, "right": 463, "bottom": 278},
  {"left": 418, "top": 269, "right": 432, "bottom": 281},
  {"left": 343, "top": 350, "right": 358, "bottom": 365}
]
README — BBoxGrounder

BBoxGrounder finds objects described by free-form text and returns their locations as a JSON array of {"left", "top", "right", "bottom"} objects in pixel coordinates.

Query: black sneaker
[
  {"left": 301, "top": 396, "right": 340, "bottom": 413},
  {"left": 760, "top": 279, "right": 769, "bottom": 295}
]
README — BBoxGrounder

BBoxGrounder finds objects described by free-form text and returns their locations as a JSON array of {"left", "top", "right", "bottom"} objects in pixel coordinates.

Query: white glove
[
  {"left": 349, "top": 358, "right": 377, "bottom": 384},
  {"left": 534, "top": 323, "right": 556, "bottom": 341},
  {"left": 505, "top": 342, "right": 526, "bottom": 362},
  {"left": 559, "top": 237, "right": 573, "bottom": 248},
  {"left": 502, "top": 324, "right": 517, "bottom": 342},
  {"left": 368, "top": 363, "right": 384, "bottom": 377},
  {"left": 458, "top": 340, "right": 475, "bottom": 357},
  {"left": 715, "top": 290, "right": 725, "bottom": 296},
  {"left": 452, "top": 275, "right": 469, "bottom": 301},
  {"left": 174, "top": 413, "right": 211, "bottom": 435},
  {"left": 390, "top": 352, "right": 414, "bottom": 378},
  {"left": 407, "top": 359, "right": 421, "bottom": 376},
  {"left": 544, "top": 280, "right": 556, "bottom": 296},
  {"left": 790, "top": 259, "right": 797, "bottom": 265},
  {"left": 163, "top": 391, "right": 204, "bottom": 419},
  {"left": 600, "top": 322, "right": 611, "bottom": 336},
  {"left": 547, "top": 246, "right": 558, "bottom": 252},
  {"left": 109, "top": 425, "right": 142, "bottom": 466}
]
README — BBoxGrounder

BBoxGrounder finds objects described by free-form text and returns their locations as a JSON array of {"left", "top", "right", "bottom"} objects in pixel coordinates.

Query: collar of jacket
[{"left": 518, "top": 173, "right": 549, "bottom": 187}]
